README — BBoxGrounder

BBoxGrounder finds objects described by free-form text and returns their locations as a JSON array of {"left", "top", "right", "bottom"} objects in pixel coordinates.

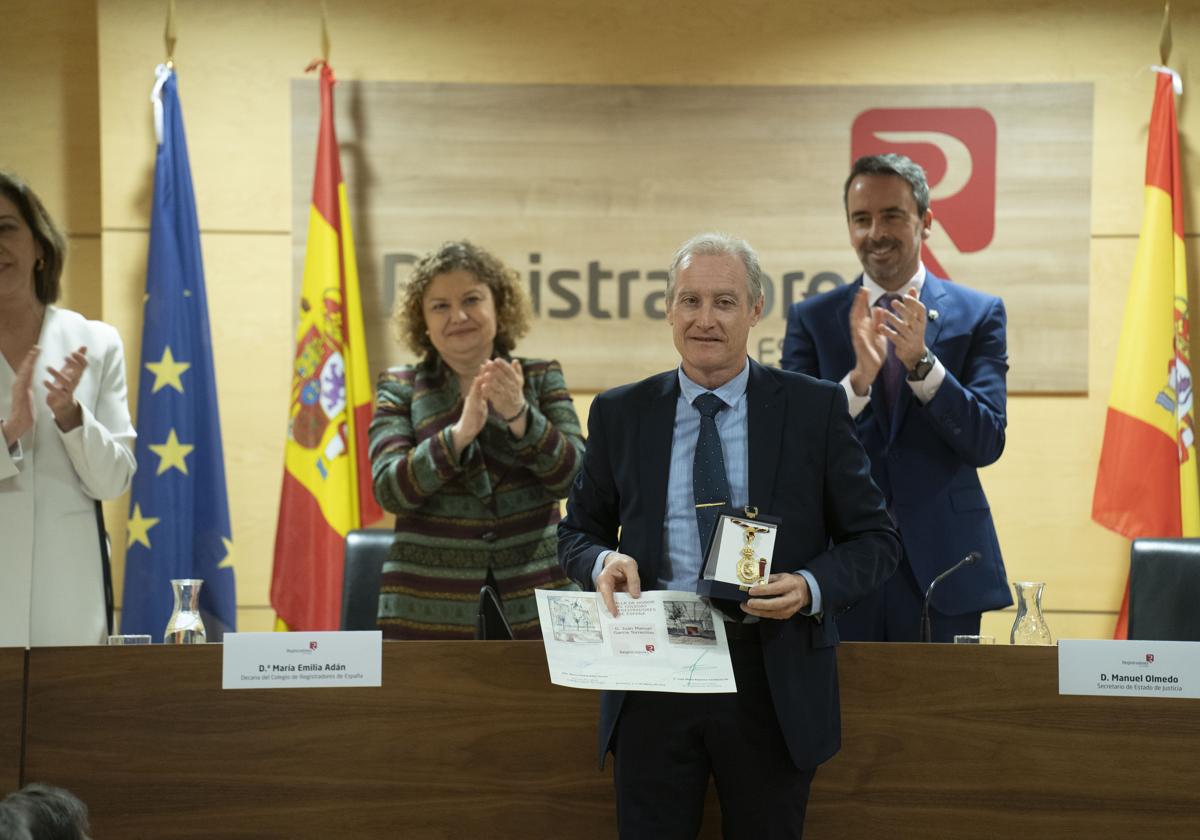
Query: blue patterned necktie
[
  {"left": 877, "top": 293, "right": 907, "bottom": 414},
  {"left": 692, "top": 392, "right": 730, "bottom": 551}
]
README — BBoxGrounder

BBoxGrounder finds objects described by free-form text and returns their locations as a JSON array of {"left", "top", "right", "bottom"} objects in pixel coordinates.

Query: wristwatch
[{"left": 907, "top": 347, "right": 936, "bottom": 382}]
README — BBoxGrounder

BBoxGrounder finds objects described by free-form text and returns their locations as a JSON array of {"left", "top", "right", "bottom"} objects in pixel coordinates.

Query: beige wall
[
  {"left": 0, "top": 3, "right": 102, "bottom": 320},
  {"left": 7, "top": 0, "right": 1197, "bottom": 637}
]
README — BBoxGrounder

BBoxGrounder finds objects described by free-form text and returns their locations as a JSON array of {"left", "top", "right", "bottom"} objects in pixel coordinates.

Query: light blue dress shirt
[{"left": 659, "top": 364, "right": 751, "bottom": 589}]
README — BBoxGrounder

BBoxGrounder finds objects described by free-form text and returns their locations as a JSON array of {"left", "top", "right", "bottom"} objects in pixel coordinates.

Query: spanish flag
[
  {"left": 1092, "top": 67, "right": 1199, "bottom": 638},
  {"left": 271, "top": 61, "right": 384, "bottom": 631}
]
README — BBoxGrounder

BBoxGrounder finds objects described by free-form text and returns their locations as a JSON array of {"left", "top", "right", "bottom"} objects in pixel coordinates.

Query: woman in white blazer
[{"left": 0, "top": 172, "right": 136, "bottom": 647}]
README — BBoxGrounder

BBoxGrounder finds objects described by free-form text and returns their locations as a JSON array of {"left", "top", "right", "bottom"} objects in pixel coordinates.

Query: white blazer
[{"left": 0, "top": 306, "right": 136, "bottom": 647}]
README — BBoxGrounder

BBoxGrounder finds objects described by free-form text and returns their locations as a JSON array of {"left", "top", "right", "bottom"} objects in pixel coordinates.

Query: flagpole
[
  {"left": 164, "top": 0, "right": 177, "bottom": 66},
  {"left": 321, "top": 1, "right": 331, "bottom": 64},
  {"left": 1158, "top": 1, "right": 1171, "bottom": 66}
]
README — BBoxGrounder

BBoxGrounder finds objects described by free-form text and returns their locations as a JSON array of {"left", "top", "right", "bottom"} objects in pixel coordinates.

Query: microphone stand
[{"left": 920, "top": 551, "right": 981, "bottom": 642}]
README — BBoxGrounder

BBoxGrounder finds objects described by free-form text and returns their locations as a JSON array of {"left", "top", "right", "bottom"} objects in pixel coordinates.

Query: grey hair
[
  {"left": 666, "top": 232, "right": 764, "bottom": 307},
  {"left": 843, "top": 153, "right": 931, "bottom": 217}
]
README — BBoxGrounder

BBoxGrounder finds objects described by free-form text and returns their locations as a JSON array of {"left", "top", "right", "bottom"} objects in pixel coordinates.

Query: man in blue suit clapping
[{"left": 783, "top": 153, "right": 1011, "bottom": 643}]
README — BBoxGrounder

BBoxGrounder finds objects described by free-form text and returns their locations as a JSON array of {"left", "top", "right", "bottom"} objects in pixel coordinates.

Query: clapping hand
[
  {"left": 44, "top": 346, "right": 88, "bottom": 432},
  {"left": 848, "top": 288, "right": 888, "bottom": 396},
  {"left": 479, "top": 359, "right": 525, "bottom": 420},
  {"left": 3, "top": 346, "right": 40, "bottom": 446},
  {"left": 480, "top": 359, "right": 528, "bottom": 436},
  {"left": 450, "top": 374, "right": 489, "bottom": 458},
  {"left": 878, "top": 288, "right": 928, "bottom": 369}
]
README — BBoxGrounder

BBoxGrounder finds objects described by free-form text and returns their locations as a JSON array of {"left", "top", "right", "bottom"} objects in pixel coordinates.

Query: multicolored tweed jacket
[{"left": 369, "top": 356, "right": 583, "bottom": 639}]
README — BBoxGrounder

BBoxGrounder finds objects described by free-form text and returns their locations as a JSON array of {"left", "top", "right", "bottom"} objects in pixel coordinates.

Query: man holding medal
[{"left": 558, "top": 232, "right": 899, "bottom": 839}]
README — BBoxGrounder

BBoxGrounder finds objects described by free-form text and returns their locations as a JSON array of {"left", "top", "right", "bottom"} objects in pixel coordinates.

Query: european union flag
[{"left": 121, "top": 65, "right": 237, "bottom": 641}]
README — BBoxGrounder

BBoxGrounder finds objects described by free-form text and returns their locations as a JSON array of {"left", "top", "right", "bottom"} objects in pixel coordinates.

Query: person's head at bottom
[
  {"left": 1, "top": 784, "right": 91, "bottom": 840},
  {"left": 0, "top": 801, "right": 34, "bottom": 840}
]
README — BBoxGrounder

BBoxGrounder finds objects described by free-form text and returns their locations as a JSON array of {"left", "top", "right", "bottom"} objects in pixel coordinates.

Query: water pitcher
[
  {"left": 164, "top": 579, "right": 207, "bottom": 644},
  {"left": 1010, "top": 581, "right": 1052, "bottom": 645}
]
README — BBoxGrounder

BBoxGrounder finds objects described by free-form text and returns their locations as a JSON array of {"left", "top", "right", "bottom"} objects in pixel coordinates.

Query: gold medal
[{"left": 731, "top": 518, "right": 771, "bottom": 585}]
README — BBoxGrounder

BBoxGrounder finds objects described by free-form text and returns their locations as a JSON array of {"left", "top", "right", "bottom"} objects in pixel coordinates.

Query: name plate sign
[
  {"left": 222, "top": 631, "right": 382, "bottom": 690},
  {"left": 1058, "top": 639, "right": 1200, "bottom": 699}
]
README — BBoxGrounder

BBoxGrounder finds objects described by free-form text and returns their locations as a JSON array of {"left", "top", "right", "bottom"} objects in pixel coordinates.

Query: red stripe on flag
[
  {"left": 1112, "top": 578, "right": 1130, "bottom": 640},
  {"left": 270, "top": 469, "right": 349, "bottom": 631},
  {"left": 310, "top": 62, "right": 342, "bottom": 231},
  {"left": 1092, "top": 407, "right": 1183, "bottom": 539},
  {"left": 1144, "top": 70, "right": 1184, "bottom": 240}
]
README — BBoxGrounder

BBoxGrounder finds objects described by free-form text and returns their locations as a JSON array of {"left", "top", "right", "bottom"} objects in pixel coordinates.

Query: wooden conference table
[{"left": 4, "top": 642, "right": 1198, "bottom": 838}]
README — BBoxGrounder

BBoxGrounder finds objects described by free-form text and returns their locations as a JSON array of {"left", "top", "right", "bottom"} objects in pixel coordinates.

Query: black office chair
[
  {"left": 1129, "top": 538, "right": 1200, "bottom": 641},
  {"left": 475, "top": 584, "right": 515, "bottom": 640},
  {"left": 340, "top": 529, "right": 393, "bottom": 631}
]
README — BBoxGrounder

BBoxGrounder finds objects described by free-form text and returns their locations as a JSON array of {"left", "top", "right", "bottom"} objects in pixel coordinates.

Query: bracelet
[{"left": 503, "top": 403, "right": 529, "bottom": 424}]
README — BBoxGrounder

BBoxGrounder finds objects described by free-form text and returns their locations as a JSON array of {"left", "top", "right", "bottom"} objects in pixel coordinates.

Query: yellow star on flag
[
  {"left": 149, "top": 429, "right": 195, "bottom": 476},
  {"left": 127, "top": 503, "right": 160, "bottom": 550},
  {"left": 145, "top": 346, "right": 191, "bottom": 394},
  {"left": 218, "top": 537, "right": 235, "bottom": 570}
]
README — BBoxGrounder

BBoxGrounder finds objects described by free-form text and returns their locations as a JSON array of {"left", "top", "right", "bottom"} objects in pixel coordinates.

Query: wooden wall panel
[
  {"left": 0, "top": 0, "right": 100, "bottom": 235},
  {"left": 290, "top": 80, "right": 1092, "bottom": 393}
]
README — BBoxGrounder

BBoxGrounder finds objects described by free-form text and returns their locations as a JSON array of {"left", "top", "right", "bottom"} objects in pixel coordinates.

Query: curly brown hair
[{"left": 395, "top": 240, "right": 531, "bottom": 359}]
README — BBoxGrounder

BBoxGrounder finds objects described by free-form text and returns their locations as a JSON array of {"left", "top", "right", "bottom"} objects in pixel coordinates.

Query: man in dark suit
[
  {"left": 559, "top": 232, "right": 899, "bottom": 839},
  {"left": 782, "top": 153, "right": 1010, "bottom": 643}
]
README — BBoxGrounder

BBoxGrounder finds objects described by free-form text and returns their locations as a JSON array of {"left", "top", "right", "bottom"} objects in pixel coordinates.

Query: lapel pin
[{"left": 928, "top": 309, "right": 939, "bottom": 321}]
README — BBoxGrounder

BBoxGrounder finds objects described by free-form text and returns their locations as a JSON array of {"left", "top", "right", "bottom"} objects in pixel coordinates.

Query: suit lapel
[
  {"left": 747, "top": 360, "right": 784, "bottom": 511},
  {"left": 921, "top": 273, "right": 948, "bottom": 350},
  {"left": 637, "top": 371, "right": 678, "bottom": 581},
  {"left": 38, "top": 306, "right": 62, "bottom": 357}
]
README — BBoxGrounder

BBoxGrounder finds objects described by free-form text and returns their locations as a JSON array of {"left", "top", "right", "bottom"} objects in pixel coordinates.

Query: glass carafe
[
  {"left": 164, "top": 579, "right": 207, "bottom": 644},
  {"left": 1010, "top": 581, "right": 1052, "bottom": 645}
]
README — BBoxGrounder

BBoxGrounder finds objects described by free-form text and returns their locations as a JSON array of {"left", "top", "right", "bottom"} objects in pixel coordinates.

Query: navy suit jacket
[
  {"left": 558, "top": 359, "right": 899, "bottom": 770},
  {"left": 782, "top": 273, "right": 1011, "bottom": 615}
]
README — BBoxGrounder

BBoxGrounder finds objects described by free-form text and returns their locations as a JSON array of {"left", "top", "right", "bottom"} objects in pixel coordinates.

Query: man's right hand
[
  {"left": 847, "top": 287, "right": 888, "bottom": 396},
  {"left": 596, "top": 552, "right": 642, "bottom": 618}
]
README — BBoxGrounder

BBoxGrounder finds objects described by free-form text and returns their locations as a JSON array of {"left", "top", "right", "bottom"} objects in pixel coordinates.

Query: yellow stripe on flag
[
  {"left": 1106, "top": 186, "right": 1188, "bottom": 440},
  {"left": 281, "top": 205, "right": 358, "bottom": 537}
]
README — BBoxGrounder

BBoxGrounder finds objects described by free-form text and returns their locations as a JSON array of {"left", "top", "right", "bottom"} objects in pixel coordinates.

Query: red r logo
[
  {"left": 310, "top": 641, "right": 319, "bottom": 651},
  {"left": 851, "top": 108, "right": 997, "bottom": 278}
]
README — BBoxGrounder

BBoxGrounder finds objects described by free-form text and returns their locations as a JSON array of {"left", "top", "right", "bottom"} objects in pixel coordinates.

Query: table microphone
[{"left": 919, "top": 551, "right": 981, "bottom": 642}]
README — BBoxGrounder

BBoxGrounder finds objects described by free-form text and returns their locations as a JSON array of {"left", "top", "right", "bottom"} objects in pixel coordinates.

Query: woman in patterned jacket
[{"left": 369, "top": 241, "right": 583, "bottom": 639}]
